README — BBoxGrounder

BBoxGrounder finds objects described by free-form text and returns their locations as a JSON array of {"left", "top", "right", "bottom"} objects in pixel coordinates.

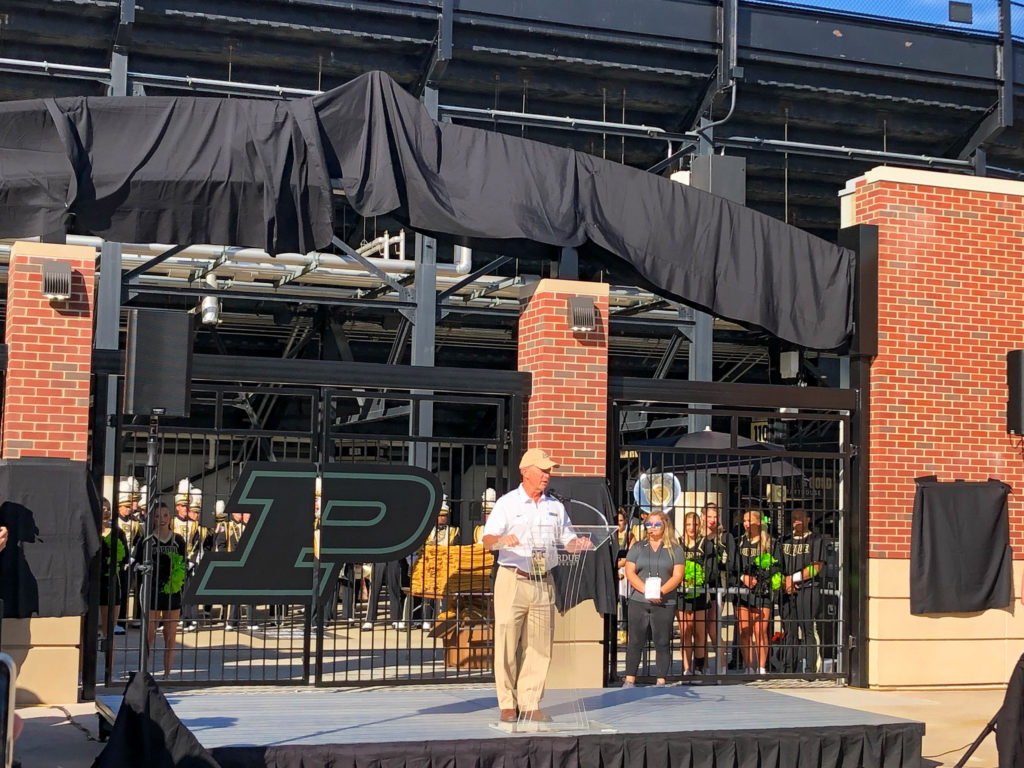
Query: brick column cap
[
  {"left": 519, "top": 278, "right": 610, "bottom": 301},
  {"left": 11, "top": 240, "right": 97, "bottom": 261},
  {"left": 841, "top": 165, "right": 1024, "bottom": 199}
]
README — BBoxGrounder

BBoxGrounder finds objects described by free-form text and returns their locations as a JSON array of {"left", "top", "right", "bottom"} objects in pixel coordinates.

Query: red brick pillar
[
  {"left": 842, "top": 167, "right": 1024, "bottom": 687},
  {"left": 518, "top": 279, "right": 609, "bottom": 476},
  {"left": 2, "top": 242, "right": 97, "bottom": 462},
  {"left": 518, "top": 278, "right": 609, "bottom": 690},
  {"left": 1, "top": 241, "right": 97, "bottom": 706}
]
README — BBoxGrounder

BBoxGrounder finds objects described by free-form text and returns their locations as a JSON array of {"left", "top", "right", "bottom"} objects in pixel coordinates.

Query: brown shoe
[
  {"left": 522, "top": 710, "right": 552, "bottom": 722},
  {"left": 499, "top": 708, "right": 518, "bottom": 722}
]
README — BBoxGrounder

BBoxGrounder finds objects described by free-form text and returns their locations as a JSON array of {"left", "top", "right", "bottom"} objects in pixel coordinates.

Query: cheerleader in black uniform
[
  {"left": 729, "top": 509, "right": 782, "bottom": 675},
  {"left": 134, "top": 502, "right": 187, "bottom": 678},
  {"left": 99, "top": 498, "right": 128, "bottom": 652},
  {"left": 701, "top": 503, "right": 733, "bottom": 673},
  {"left": 677, "top": 511, "right": 716, "bottom": 675}
]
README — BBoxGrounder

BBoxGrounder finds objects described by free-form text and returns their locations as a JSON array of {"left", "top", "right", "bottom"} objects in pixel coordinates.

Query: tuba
[{"left": 632, "top": 471, "right": 682, "bottom": 512}]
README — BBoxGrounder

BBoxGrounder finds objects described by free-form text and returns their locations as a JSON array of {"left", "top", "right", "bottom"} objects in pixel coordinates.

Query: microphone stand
[{"left": 137, "top": 410, "right": 163, "bottom": 676}]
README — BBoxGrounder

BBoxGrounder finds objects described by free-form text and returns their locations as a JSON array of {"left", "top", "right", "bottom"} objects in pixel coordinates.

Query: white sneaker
[
  {"left": 392, "top": 621, "right": 405, "bottom": 630},
  {"left": 225, "top": 624, "right": 236, "bottom": 631},
  {"left": 247, "top": 624, "right": 260, "bottom": 631},
  {"left": 183, "top": 622, "right": 198, "bottom": 632},
  {"left": 421, "top": 621, "right": 431, "bottom": 631},
  {"left": 361, "top": 621, "right": 373, "bottom": 631}
]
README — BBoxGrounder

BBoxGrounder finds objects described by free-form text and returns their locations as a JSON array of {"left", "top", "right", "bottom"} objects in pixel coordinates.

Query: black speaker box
[
  {"left": 124, "top": 309, "right": 194, "bottom": 417},
  {"left": 1008, "top": 350, "right": 1024, "bottom": 435}
]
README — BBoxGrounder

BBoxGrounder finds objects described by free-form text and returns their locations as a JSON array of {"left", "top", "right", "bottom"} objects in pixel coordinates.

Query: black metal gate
[
  {"left": 91, "top": 359, "right": 524, "bottom": 690},
  {"left": 606, "top": 377, "right": 858, "bottom": 685}
]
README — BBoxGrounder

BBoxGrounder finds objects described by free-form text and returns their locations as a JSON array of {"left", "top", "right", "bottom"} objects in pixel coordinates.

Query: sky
[{"left": 750, "top": 0, "right": 1011, "bottom": 36}]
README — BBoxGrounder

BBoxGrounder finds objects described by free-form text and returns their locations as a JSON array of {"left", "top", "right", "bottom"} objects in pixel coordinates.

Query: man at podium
[{"left": 482, "top": 448, "right": 593, "bottom": 723}]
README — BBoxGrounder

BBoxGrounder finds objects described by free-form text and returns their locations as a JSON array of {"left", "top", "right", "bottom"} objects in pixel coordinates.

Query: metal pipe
[
  {"left": 127, "top": 71, "right": 320, "bottom": 98},
  {"left": 0, "top": 57, "right": 111, "bottom": 81},
  {"left": 438, "top": 104, "right": 697, "bottom": 143},
  {"left": 718, "top": 135, "right": 973, "bottom": 171}
]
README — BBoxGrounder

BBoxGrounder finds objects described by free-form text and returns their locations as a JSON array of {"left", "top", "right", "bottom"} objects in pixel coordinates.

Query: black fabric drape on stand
[
  {"left": 547, "top": 475, "right": 617, "bottom": 615},
  {"left": 91, "top": 672, "right": 221, "bottom": 768},
  {"left": 910, "top": 476, "right": 1013, "bottom": 615},
  {"left": 997, "top": 652, "right": 1024, "bottom": 767},
  {"left": 0, "top": 458, "right": 101, "bottom": 618}
]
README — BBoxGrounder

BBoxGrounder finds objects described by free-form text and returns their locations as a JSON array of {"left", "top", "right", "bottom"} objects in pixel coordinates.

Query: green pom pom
[
  {"left": 164, "top": 552, "right": 187, "bottom": 594},
  {"left": 771, "top": 572, "right": 783, "bottom": 591},
  {"left": 682, "top": 560, "right": 705, "bottom": 596},
  {"left": 754, "top": 552, "right": 778, "bottom": 570}
]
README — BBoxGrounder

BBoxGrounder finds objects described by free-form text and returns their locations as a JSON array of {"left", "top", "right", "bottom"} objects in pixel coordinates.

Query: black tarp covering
[
  {"left": 0, "top": 71, "right": 854, "bottom": 349},
  {"left": 0, "top": 458, "right": 101, "bottom": 618},
  {"left": 547, "top": 475, "right": 617, "bottom": 615},
  {"left": 910, "top": 476, "right": 1013, "bottom": 615},
  {"left": 91, "top": 672, "right": 221, "bottom": 768},
  {"left": 316, "top": 73, "right": 855, "bottom": 350},
  {"left": 0, "top": 94, "right": 333, "bottom": 256},
  {"left": 211, "top": 723, "right": 923, "bottom": 768}
]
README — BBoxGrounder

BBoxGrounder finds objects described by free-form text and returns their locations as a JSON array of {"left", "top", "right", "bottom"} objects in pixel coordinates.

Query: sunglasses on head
[{"left": 644, "top": 522, "right": 663, "bottom": 529}]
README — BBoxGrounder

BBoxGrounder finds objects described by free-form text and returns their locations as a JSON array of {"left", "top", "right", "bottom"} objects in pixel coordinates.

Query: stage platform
[{"left": 97, "top": 682, "right": 923, "bottom": 768}]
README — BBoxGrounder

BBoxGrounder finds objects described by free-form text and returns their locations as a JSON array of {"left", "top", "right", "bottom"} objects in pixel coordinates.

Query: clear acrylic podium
[{"left": 490, "top": 524, "right": 617, "bottom": 734}]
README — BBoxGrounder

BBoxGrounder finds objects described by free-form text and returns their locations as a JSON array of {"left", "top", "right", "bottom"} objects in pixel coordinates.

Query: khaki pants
[{"left": 493, "top": 566, "right": 554, "bottom": 711}]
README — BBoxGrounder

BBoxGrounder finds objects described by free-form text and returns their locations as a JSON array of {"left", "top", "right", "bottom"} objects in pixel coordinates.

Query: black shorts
[
  {"left": 736, "top": 593, "right": 773, "bottom": 611},
  {"left": 678, "top": 596, "right": 708, "bottom": 613},
  {"left": 149, "top": 588, "right": 182, "bottom": 613}
]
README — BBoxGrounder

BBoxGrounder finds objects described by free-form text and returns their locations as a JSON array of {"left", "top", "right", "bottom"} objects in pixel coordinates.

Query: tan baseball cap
[{"left": 519, "top": 448, "right": 559, "bottom": 471}]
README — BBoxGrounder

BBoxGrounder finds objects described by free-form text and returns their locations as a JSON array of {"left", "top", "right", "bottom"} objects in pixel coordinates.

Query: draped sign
[{"left": 910, "top": 476, "right": 1013, "bottom": 615}]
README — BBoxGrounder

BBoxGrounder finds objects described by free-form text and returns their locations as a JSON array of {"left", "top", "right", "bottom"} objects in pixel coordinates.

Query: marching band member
[{"left": 473, "top": 488, "right": 497, "bottom": 544}]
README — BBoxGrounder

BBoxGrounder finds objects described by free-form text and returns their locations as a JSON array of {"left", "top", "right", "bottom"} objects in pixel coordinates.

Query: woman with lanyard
[
  {"left": 677, "top": 511, "right": 716, "bottom": 676},
  {"left": 621, "top": 510, "right": 685, "bottom": 688},
  {"left": 730, "top": 509, "right": 782, "bottom": 675},
  {"left": 702, "top": 502, "right": 733, "bottom": 674},
  {"left": 134, "top": 502, "right": 187, "bottom": 679}
]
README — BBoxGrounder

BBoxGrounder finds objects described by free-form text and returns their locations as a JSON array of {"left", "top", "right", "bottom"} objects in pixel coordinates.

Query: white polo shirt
[{"left": 482, "top": 485, "right": 577, "bottom": 573}]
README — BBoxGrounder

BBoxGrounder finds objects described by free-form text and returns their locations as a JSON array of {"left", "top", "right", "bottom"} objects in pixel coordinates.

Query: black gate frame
[
  {"left": 84, "top": 353, "right": 527, "bottom": 693},
  {"left": 605, "top": 376, "right": 863, "bottom": 685}
]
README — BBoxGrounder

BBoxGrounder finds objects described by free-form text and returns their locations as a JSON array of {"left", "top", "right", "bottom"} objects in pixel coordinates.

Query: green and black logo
[{"left": 184, "top": 462, "right": 441, "bottom": 604}]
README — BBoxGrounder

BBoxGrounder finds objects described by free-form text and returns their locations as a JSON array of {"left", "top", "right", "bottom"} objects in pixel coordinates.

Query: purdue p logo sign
[{"left": 184, "top": 462, "right": 441, "bottom": 604}]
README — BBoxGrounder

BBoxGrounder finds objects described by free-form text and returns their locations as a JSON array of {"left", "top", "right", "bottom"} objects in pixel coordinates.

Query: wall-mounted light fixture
[
  {"left": 41, "top": 260, "right": 72, "bottom": 302},
  {"left": 567, "top": 295, "right": 596, "bottom": 332}
]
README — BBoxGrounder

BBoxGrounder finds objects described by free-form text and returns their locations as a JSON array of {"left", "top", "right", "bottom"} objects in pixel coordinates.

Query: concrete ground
[{"left": 13, "top": 686, "right": 1008, "bottom": 768}]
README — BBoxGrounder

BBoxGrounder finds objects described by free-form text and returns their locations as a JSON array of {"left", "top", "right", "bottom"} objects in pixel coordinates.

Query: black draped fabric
[
  {"left": 0, "top": 458, "right": 101, "bottom": 618},
  {"left": 0, "top": 93, "right": 333, "bottom": 255},
  {"left": 910, "top": 476, "right": 1013, "bottom": 615},
  {"left": 997, "top": 652, "right": 1024, "bottom": 767},
  {"left": 313, "top": 72, "right": 854, "bottom": 350},
  {"left": 0, "top": 71, "right": 854, "bottom": 349},
  {"left": 91, "top": 672, "right": 221, "bottom": 768},
  {"left": 211, "top": 723, "right": 922, "bottom": 768},
  {"left": 547, "top": 476, "right": 617, "bottom": 615}
]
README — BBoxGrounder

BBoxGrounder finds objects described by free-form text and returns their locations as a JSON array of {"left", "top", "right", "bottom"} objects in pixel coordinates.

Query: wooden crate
[{"left": 444, "top": 626, "right": 494, "bottom": 670}]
